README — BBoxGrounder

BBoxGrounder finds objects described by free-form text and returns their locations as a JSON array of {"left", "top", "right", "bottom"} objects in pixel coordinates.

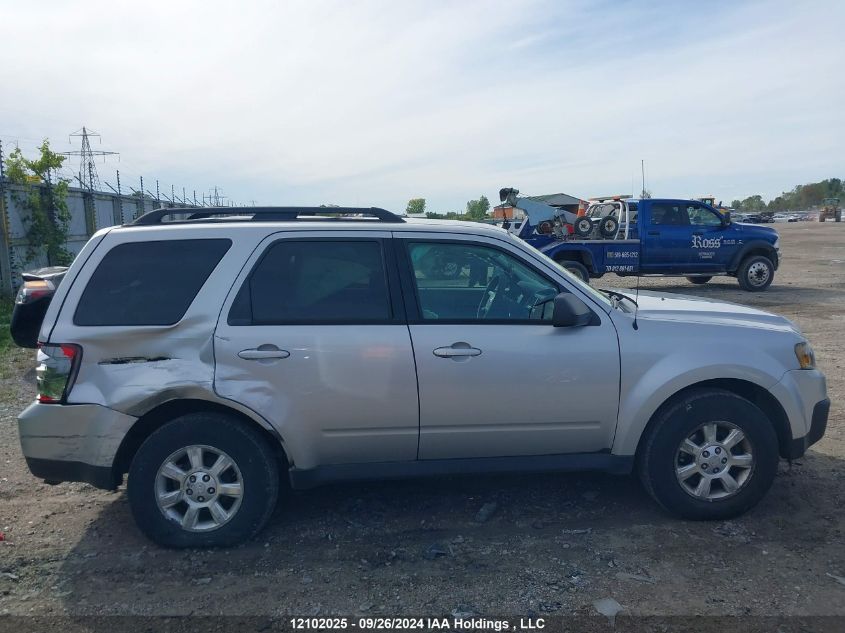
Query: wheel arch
[
  {"left": 728, "top": 240, "right": 778, "bottom": 272},
  {"left": 551, "top": 247, "right": 595, "bottom": 273},
  {"left": 113, "top": 399, "right": 290, "bottom": 481},
  {"left": 632, "top": 378, "right": 793, "bottom": 465}
]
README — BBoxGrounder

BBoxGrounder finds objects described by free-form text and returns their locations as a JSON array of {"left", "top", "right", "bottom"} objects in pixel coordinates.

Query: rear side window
[
  {"left": 228, "top": 240, "right": 391, "bottom": 325},
  {"left": 74, "top": 239, "right": 231, "bottom": 326}
]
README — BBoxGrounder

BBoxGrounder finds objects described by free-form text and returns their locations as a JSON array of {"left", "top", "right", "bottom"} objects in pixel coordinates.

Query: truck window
[
  {"left": 650, "top": 202, "right": 688, "bottom": 226},
  {"left": 685, "top": 203, "right": 723, "bottom": 226},
  {"left": 74, "top": 239, "right": 231, "bottom": 326}
]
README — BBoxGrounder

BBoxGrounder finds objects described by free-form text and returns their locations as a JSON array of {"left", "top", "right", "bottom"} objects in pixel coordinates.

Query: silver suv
[{"left": 18, "top": 207, "right": 829, "bottom": 547}]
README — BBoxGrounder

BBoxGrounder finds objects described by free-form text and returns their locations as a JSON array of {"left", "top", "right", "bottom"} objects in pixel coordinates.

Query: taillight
[
  {"left": 16, "top": 279, "right": 54, "bottom": 305},
  {"left": 36, "top": 343, "right": 82, "bottom": 403}
]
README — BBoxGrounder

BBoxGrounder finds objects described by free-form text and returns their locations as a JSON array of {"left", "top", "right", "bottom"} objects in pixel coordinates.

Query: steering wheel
[{"left": 476, "top": 274, "right": 502, "bottom": 319}]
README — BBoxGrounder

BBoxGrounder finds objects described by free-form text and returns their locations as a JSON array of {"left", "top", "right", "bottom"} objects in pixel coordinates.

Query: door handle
[
  {"left": 238, "top": 347, "right": 291, "bottom": 360},
  {"left": 647, "top": 230, "right": 660, "bottom": 236},
  {"left": 433, "top": 343, "right": 482, "bottom": 358}
]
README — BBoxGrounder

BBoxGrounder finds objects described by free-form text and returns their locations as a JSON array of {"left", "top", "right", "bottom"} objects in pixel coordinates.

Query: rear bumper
[{"left": 17, "top": 401, "right": 136, "bottom": 490}]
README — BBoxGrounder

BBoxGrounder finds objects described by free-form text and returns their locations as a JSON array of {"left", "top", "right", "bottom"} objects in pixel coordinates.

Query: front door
[
  {"left": 396, "top": 234, "right": 620, "bottom": 460},
  {"left": 684, "top": 202, "right": 729, "bottom": 273},
  {"left": 214, "top": 232, "right": 419, "bottom": 470}
]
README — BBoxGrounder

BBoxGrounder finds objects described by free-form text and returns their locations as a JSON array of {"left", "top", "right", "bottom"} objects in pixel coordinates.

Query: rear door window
[
  {"left": 74, "top": 239, "right": 231, "bottom": 326},
  {"left": 228, "top": 240, "right": 392, "bottom": 325}
]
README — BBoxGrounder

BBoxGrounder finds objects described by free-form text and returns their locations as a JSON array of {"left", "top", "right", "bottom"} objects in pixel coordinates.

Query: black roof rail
[{"left": 130, "top": 206, "right": 405, "bottom": 226}]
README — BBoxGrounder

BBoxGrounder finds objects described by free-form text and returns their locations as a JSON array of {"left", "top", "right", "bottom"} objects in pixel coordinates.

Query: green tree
[
  {"left": 739, "top": 194, "right": 766, "bottom": 212},
  {"left": 464, "top": 195, "right": 490, "bottom": 221},
  {"left": 6, "top": 140, "right": 73, "bottom": 265},
  {"left": 406, "top": 198, "right": 426, "bottom": 215},
  {"left": 731, "top": 199, "right": 742, "bottom": 210}
]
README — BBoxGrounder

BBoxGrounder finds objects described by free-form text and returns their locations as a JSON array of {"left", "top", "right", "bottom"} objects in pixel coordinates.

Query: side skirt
[{"left": 289, "top": 452, "right": 634, "bottom": 490}]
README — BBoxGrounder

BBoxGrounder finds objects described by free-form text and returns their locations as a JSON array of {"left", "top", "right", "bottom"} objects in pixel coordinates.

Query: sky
[{"left": 2, "top": 0, "right": 844, "bottom": 212}]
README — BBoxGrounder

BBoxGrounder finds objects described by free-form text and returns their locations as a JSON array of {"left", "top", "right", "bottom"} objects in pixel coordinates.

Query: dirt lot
[{"left": 1, "top": 222, "right": 843, "bottom": 620}]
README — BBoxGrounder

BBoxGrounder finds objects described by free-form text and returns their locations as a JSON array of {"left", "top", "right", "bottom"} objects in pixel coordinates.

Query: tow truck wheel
[
  {"left": 686, "top": 276, "right": 712, "bottom": 285},
  {"left": 737, "top": 255, "right": 774, "bottom": 292},
  {"left": 598, "top": 216, "right": 619, "bottom": 238},
  {"left": 559, "top": 260, "right": 590, "bottom": 284},
  {"left": 574, "top": 217, "right": 593, "bottom": 237}
]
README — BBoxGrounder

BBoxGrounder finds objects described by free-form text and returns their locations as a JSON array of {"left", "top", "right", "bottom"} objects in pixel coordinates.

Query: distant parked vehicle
[
  {"left": 11, "top": 267, "right": 69, "bottom": 348},
  {"left": 773, "top": 214, "right": 789, "bottom": 223}
]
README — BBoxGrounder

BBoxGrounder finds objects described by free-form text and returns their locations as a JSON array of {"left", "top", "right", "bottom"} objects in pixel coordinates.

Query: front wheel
[
  {"left": 737, "top": 255, "right": 774, "bottom": 291},
  {"left": 638, "top": 389, "right": 779, "bottom": 520},
  {"left": 128, "top": 412, "right": 280, "bottom": 548},
  {"left": 686, "top": 276, "right": 712, "bottom": 285}
]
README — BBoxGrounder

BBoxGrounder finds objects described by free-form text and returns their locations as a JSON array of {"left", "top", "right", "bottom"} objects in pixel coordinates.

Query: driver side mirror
[
  {"left": 552, "top": 292, "right": 592, "bottom": 327},
  {"left": 723, "top": 211, "right": 731, "bottom": 225}
]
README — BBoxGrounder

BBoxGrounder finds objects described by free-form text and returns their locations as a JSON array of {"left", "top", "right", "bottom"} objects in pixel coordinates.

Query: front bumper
[
  {"left": 17, "top": 401, "right": 137, "bottom": 489},
  {"left": 787, "top": 398, "right": 829, "bottom": 459}
]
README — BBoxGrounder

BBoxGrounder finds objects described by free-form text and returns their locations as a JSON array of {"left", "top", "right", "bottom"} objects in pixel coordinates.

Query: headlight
[
  {"left": 794, "top": 342, "right": 816, "bottom": 370},
  {"left": 773, "top": 236, "right": 780, "bottom": 250}
]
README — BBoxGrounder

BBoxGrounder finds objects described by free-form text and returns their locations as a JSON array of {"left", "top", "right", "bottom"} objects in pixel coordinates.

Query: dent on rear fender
[{"left": 69, "top": 325, "right": 218, "bottom": 414}]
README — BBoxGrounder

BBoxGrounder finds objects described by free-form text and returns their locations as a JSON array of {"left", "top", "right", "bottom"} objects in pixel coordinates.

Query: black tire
[
  {"left": 128, "top": 412, "right": 279, "bottom": 548},
  {"left": 638, "top": 389, "right": 779, "bottom": 520},
  {"left": 574, "top": 217, "right": 593, "bottom": 237},
  {"left": 686, "top": 276, "right": 712, "bottom": 285},
  {"left": 559, "top": 260, "right": 590, "bottom": 283},
  {"left": 737, "top": 255, "right": 774, "bottom": 291},
  {"left": 598, "top": 215, "right": 619, "bottom": 238}
]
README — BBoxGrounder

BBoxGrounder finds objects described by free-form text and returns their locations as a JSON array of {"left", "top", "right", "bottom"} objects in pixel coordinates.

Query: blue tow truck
[{"left": 498, "top": 188, "right": 781, "bottom": 292}]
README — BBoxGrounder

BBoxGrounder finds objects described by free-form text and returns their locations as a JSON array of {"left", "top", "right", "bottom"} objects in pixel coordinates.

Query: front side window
[
  {"left": 229, "top": 240, "right": 391, "bottom": 325},
  {"left": 407, "top": 241, "right": 559, "bottom": 321},
  {"left": 74, "top": 239, "right": 231, "bottom": 326},
  {"left": 685, "top": 203, "right": 723, "bottom": 226}
]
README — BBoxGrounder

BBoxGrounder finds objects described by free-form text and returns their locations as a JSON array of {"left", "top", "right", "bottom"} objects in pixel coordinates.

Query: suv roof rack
[{"left": 130, "top": 206, "right": 405, "bottom": 226}]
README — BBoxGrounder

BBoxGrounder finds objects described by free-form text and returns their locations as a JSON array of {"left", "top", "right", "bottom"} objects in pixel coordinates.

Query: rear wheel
[
  {"left": 737, "top": 255, "right": 774, "bottom": 291},
  {"left": 558, "top": 260, "right": 590, "bottom": 283},
  {"left": 128, "top": 412, "right": 279, "bottom": 548},
  {"left": 686, "top": 276, "right": 712, "bottom": 285},
  {"left": 638, "top": 389, "right": 778, "bottom": 520}
]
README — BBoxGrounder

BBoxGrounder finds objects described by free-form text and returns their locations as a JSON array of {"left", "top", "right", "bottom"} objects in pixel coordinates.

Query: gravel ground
[{"left": 0, "top": 222, "right": 843, "bottom": 620}]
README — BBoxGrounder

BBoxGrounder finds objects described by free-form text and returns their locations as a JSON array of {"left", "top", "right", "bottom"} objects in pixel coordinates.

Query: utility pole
[
  {"left": 60, "top": 127, "right": 118, "bottom": 192},
  {"left": 61, "top": 128, "right": 118, "bottom": 235}
]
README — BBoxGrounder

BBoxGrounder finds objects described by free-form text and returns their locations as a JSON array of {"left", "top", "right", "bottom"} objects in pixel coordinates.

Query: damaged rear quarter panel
[{"left": 47, "top": 226, "right": 267, "bottom": 417}]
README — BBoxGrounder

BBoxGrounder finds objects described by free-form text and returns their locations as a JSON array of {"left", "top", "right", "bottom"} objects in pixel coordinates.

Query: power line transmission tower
[{"left": 61, "top": 127, "right": 118, "bottom": 192}]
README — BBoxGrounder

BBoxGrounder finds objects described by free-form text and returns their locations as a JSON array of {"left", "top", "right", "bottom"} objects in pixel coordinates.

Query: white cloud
[{"left": 1, "top": 0, "right": 843, "bottom": 210}]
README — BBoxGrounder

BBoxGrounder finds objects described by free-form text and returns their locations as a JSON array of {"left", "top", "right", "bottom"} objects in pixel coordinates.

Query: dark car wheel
[
  {"left": 558, "top": 260, "right": 590, "bottom": 283},
  {"left": 686, "top": 276, "right": 712, "bottom": 285},
  {"left": 598, "top": 216, "right": 619, "bottom": 238},
  {"left": 638, "top": 389, "right": 778, "bottom": 520},
  {"left": 737, "top": 255, "right": 774, "bottom": 291},
  {"left": 128, "top": 412, "right": 279, "bottom": 548}
]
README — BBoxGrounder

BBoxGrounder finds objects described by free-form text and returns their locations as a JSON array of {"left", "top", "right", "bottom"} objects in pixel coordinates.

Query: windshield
[{"left": 512, "top": 236, "right": 613, "bottom": 308}]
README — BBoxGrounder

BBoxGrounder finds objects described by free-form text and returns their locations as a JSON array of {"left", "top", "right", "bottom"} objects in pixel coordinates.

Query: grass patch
[{"left": 0, "top": 297, "right": 14, "bottom": 354}]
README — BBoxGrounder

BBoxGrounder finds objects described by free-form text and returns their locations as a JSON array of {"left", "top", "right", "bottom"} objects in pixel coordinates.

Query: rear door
[
  {"left": 641, "top": 201, "right": 691, "bottom": 271},
  {"left": 213, "top": 231, "right": 420, "bottom": 470}
]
